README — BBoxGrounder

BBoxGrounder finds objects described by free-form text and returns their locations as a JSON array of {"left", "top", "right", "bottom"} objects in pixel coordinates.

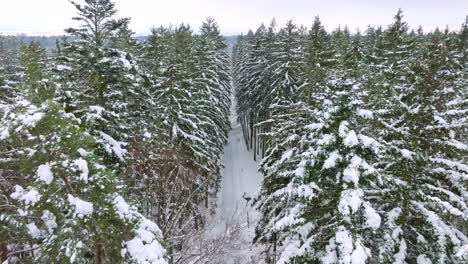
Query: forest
[{"left": 0, "top": 0, "right": 467, "bottom": 263}]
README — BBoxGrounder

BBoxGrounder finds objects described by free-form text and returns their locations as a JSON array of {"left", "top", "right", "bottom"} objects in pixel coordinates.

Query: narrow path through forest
[
  {"left": 186, "top": 95, "right": 264, "bottom": 264},
  {"left": 212, "top": 94, "right": 263, "bottom": 263},
  {"left": 216, "top": 96, "right": 262, "bottom": 225}
]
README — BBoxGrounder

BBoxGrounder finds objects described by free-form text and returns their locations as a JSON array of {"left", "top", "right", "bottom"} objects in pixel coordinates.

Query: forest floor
[{"left": 184, "top": 97, "right": 264, "bottom": 264}]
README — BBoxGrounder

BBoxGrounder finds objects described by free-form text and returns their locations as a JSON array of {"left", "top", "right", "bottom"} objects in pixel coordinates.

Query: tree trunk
[
  {"left": 0, "top": 242, "right": 8, "bottom": 262},
  {"left": 253, "top": 123, "right": 257, "bottom": 161},
  {"left": 95, "top": 241, "right": 102, "bottom": 264}
]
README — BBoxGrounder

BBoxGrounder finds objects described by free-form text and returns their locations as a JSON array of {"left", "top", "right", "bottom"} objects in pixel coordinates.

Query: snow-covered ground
[
  {"left": 211, "top": 96, "right": 264, "bottom": 263},
  {"left": 216, "top": 101, "right": 262, "bottom": 225},
  {"left": 182, "top": 97, "right": 264, "bottom": 264}
]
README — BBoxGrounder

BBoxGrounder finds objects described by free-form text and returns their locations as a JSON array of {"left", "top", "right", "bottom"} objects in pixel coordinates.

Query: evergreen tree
[{"left": 1, "top": 41, "right": 166, "bottom": 263}]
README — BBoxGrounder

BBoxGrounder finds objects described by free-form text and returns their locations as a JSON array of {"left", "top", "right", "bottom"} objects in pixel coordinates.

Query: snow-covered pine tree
[
  {"left": 305, "top": 16, "right": 337, "bottom": 89},
  {"left": 55, "top": 0, "right": 146, "bottom": 165},
  {"left": 251, "top": 20, "right": 312, "bottom": 261},
  {"left": 0, "top": 42, "right": 166, "bottom": 263},
  {"left": 255, "top": 64, "right": 384, "bottom": 263},
  {"left": 375, "top": 29, "right": 468, "bottom": 263},
  {"left": 233, "top": 30, "right": 256, "bottom": 151},
  {"left": 192, "top": 18, "right": 232, "bottom": 199},
  {"left": 141, "top": 22, "right": 233, "bottom": 259}
]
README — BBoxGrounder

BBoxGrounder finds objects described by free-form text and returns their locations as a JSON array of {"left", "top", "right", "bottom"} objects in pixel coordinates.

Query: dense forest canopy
[{"left": 1, "top": 0, "right": 467, "bottom": 263}]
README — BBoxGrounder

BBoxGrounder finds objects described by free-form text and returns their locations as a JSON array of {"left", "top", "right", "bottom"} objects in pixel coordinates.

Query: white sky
[{"left": 0, "top": 0, "right": 467, "bottom": 35}]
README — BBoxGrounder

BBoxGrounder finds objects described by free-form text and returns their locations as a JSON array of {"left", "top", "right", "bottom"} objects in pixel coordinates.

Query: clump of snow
[
  {"left": 77, "top": 148, "right": 89, "bottom": 157},
  {"left": 114, "top": 195, "right": 132, "bottom": 220},
  {"left": 37, "top": 163, "right": 54, "bottom": 185},
  {"left": 323, "top": 151, "right": 342, "bottom": 169},
  {"left": 89, "top": 105, "right": 105, "bottom": 115},
  {"left": 351, "top": 239, "right": 370, "bottom": 264},
  {"left": 0, "top": 127, "right": 10, "bottom": 140},
  {"left": 274, "top": 204, "right": 305, "bottom": 231},
  {"left": 416, "top": 255, "right": 432, "bottom": 264},
  {"left": 393, "top": 239, "right": 407, "bottom": 264},
  {"left": 11, "top": 185, "right": 41, "bottom": 205},
  {"left": 26, "top": 223, "right": 42, "bottom": 239},
  {"left": 74, "top": 158, "right": 89, "bottom": 182},
  {"left": 363, "top": 203, "right": 381, "bottom": 229},
  {"left": 338, "top": 121, "right": 349, "bottom": 138},
  {"left": 67, "top": 194, "right": 93, "bottom": 218},
  {"left": 56, "top": 65, "right": 72, "bottom": 71},
  {"left": 357, "top": 135, "right": 378, "bottom": 148},
  {"left": 357, "top": 109, "right": 373, "bottom": 119},
  {"left": 343, "top": 166, "right": 360, "bottom": 187},
  {"left": 119, "top": 57, "right": 133, "bottom": 70},
  {"left": 144, "top": 131, "right": 152, "bottom": 139},
  {"left": 343, "top": 130, "right": 359, "bottom": 147},
  {"left": 41, "top": 210, "right": 57, "bottom": 234},
  {"left": 306, "top": 123, "right": 324, "bottom": 130},
  {"left": 335, "top": 226, "right": 353, "bottom": 263},
  {"left": 280, "top": 149, "right": 294, "bottom": 163},
  {"left": 97, "top": 131, "right": 127, "bottom": 160},
  {"left": 338, "top": 189, "right": 363, "bottom": 215},
  {"left": 124, "top": 219, "right": 167, "bottom": 264},
  {"left": 322, "top": 237, "right": 338, "bottom": 264},
  {"left": 20, "top": 112, "right": 44, "bottom": 127},
  {"left": 455, "top": 244, "right": 468, "bottom": 260},
  {"left": 400, "top": 149, "right": 414, "bottom": 160}
]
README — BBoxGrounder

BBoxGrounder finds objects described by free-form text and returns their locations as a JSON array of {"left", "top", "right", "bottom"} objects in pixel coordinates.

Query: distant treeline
[{"left": 0, "top": 34, "right": 239, "bottom": 52}]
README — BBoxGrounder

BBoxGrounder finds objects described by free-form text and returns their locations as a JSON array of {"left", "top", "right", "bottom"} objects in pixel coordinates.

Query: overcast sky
[{"left": 0, "top": 0, "right": 467, "bottom": 36}]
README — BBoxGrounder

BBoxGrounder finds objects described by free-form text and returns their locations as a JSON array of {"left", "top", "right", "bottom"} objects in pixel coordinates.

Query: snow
[
  {"left": 363, "top": 202, "right": 381, "bottom": 229},
  {"left": 357, "top": 109, "right": 373, "bottom": 119},
  {"left": 21, "top": 112, "right": 44, "bottom": 127},
  {"left": 73, "top": 158, "right": 89, "bottom": 182},
  {"left": 280, "top": 148, "right": 294, "bottom": 163},
  {"left": 119, "top": 58, "right": 133, "bottom": 70},
  {"left": 317, "top": 134, "right": 336, "bottom": 145},
  {"left": 393, "top": 239, "right": 407, "bottom": 264},
  {"left": 323, "top": 151, "right": 341, "bottom": 169},
  {"left": 11, "top": 185, "right": 41, "bottom": 205},
  {"left": 97, "top": 131, "right": 127, "bottom": 160},
  {"left": 343, "top": 166, "right": 360, "bottom": 187},
  {"left": 455, "top": 244, "right": 468, "bottom": 259},
  {"left": 357, "top": 135, "right": 378, "bottom": 148},
  {"left": 77, "top": 148, "right": 89, "bottom": 157},
  {"left": 37, "top": 163, "right": 54, "bottom": 184},
  {"left": 114, "top": 195, "right": 132, "bottom": 220},
  {"left": 343, "top": 130, "right": 359, "bottom": 147},
  {"left": 351, "top": 239, "right": 370, "bottom": 264},
  {"left": 144, "top": 131, "right": 152, "bottom": 139},
  {"left": 89, "top": 105, "right": 105, "bottom": 115},
  {"left": 322, "top": 237, "right": 338, "bottom": 264},
  {"left": 400, "top": 149, "right": 414, "bottom": 159},
  {"left": 216, "top": 101, "right": 262, "bottom": 222},
  {"left": 192, "top": 95, "right": 263, "bottom": 263},
  {"left": 338, "top": 121, "right": 349, "bottom": 138},
  {"left": 67, "top": 194, "right": 93, "bottom": 218},
  {"left": 335, "top": 226, "right": 353, "bottom": 264},
  {"left": 0, "top": 127, "right": 9, "bottom": 140},
  {"left": 416, "top": 255, "right": 432, "bottom": 264},
  {"left": 56, "top": 65, "right": 72, "bottom": 71},
  {"left": 26, "top": 223, "right": 42, "bottom": 239},
  {"left": 125, "top": 219, "right": 167, "bottom": 264},
  {"left": 274, "top": 204, "right": 305, "bottom": 231},
  {"left": 305, "top": 123, "right": 324, "bottom": 130},
  {"left": 41, "top": 210, "right": 57, "bottom": 234},
  {"left": 338, "top": 189, "right": 363, "bottom": 215}
]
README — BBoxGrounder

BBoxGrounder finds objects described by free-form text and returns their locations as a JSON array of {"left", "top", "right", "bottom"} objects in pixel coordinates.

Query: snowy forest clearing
[{"left": 1, "top": 0, "right": 468, "bottom": 263}]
